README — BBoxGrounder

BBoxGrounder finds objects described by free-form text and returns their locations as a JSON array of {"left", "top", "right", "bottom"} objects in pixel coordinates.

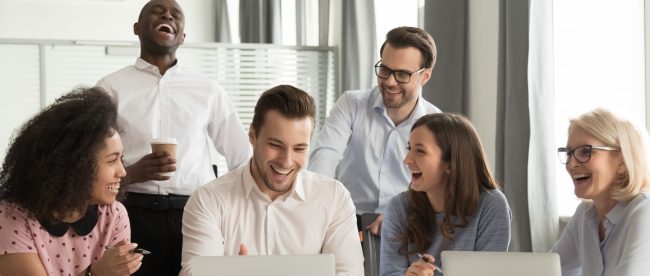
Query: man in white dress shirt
[
  {"left": 96, "top": 0, "right": 251, "bottom": 275},
  {"left": 180, "top": 85, "right": 364, "bottom": 276}
]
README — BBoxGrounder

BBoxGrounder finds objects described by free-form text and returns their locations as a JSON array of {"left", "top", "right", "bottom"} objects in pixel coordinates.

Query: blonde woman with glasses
[{"left": 553, "top": 108, "right": 650, "bottom": 276}]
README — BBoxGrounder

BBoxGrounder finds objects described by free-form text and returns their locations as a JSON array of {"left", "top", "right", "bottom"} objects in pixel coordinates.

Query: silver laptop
[
  {"left": 190, "top": 254, "right": 336, "bottom": 276},
  {"left": 441, "top": 251, "right": 561, "bottom": 276}
]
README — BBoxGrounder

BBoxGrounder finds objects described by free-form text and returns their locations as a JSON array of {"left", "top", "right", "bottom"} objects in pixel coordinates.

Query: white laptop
[
  {"left": 441, "top": 251, "right": 561, "bottom": 276},
  {"left": 190, "top": 254, "right": 336, "bottom": 276}
]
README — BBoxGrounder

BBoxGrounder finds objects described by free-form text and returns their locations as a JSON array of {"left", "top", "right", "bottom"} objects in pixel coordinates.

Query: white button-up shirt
[
  {"left": 97, "top": 58, "right": 251, "bottom": 196},
  {"left": 180, "top": 160, "right": 364, "bottom": 276},
  {"left": 552, "top": 192, "right": 650, "bottom": 276},
  {"left": 308, "top": 87, "right": 440, "bottom": 213}
]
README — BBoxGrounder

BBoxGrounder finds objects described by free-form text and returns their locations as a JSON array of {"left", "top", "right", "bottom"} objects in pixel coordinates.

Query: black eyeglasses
[
  {"left": 374, "top": 61, "right": 426, "bottom": 84},
  {"left": 557, "top": 145, "right": 619, "bottom": 164}
]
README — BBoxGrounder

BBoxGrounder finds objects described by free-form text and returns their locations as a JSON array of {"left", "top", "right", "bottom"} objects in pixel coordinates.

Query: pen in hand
[
  {"left": 105, "top": 245, "right": 151, "bottom": 255},
  {"left": 417, "top": 253, "right": 443, "bottom": 274}
]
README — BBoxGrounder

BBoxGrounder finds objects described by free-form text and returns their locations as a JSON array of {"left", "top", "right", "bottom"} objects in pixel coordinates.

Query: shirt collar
[
  {"left": 371, "top": 86, "right": 427, "bottom": 125},
  {"left": 134, "top": 57, "right": 179, "bottom": 76},
  {"left": 585, "top": 200, "right": 627, "bottom": 230},
  {"left": 242, "top": 159, "right": 306, "bottom": 202},
  {"left": 604, "top": 200, "right": 627, "bottom": 226},
  {"left": 371, "top": 86, "right": 385, "bottom": 111},
  {"left": 39, "top": 205, "right": 99, "bottom": 237}
]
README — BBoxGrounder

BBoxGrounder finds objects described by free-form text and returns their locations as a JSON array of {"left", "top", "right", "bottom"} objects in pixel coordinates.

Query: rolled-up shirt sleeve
[
  {"left": 207, "top": 83, "right": 252, "bottom": 171},
  {"left": 308, "top": 93, "right": 354, "bottom": 177}
]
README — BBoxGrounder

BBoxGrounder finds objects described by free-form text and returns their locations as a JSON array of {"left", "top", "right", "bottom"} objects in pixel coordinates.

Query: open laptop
[
  {"left": 441, "top": 251, "right": 561, "bottom": 276},
  {"left": 190, "top": 254, "right": 336, "bottom": 276}
]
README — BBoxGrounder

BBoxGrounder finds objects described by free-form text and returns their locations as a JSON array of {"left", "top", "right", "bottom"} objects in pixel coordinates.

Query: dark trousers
[
  {"left": 357, "top": 214, "right": 363, "bottom": 231},
  {"left": 123, "top": 193, "right": 188, "bottom": 276}
]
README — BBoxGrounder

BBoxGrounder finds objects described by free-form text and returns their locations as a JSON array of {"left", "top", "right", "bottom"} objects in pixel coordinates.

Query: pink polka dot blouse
[{"left": 0, "top": 201, "right": 130, "bottom": 276}]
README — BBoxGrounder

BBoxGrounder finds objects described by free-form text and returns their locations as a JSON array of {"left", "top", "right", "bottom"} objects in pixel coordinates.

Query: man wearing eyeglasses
[{"left": 309, "top": 26, "right": 440, "bottom": 235}]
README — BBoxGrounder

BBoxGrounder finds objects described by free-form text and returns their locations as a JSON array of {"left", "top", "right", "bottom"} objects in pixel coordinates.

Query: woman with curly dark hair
[
  {"left": 0, "top": 87, "right": 142, "bottom": 275},
  {"left": 380, "top": 113, "right": 512, "bottom": 275}
]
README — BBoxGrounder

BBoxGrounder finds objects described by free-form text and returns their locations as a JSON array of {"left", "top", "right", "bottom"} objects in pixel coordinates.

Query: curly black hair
[{"left": 0, "top": 86, "right": 119, "bottom": 223}]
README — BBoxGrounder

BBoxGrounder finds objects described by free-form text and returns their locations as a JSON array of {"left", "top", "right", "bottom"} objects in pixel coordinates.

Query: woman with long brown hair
[{"left": 380, "top": 113, "right": 511, "bottom": 275}]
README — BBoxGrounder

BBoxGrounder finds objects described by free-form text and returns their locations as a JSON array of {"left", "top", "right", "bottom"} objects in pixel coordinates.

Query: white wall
[
  {"left": 467, "top": 0, "right": 499, "bottom": 167},
  {"left": 0, "top": 0, "right": 216, "bottom": 42}
]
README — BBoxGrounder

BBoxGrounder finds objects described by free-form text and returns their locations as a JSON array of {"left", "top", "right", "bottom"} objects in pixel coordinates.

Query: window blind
[{"left": 0, "top": 40, "right": 338, "bottom": 176}]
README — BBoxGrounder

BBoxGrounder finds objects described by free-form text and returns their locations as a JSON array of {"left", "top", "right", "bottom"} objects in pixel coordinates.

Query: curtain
[
  {"left": 496, "top": 0, "right": 532, "bottom": 252},
  {"left": 496, "top": 0, "right": 559, "bottom": 252},
  {"left": 318, "top": 0, "right": 330, "bottom": 47},
  {"left": 239, "top": 0, "right": 282, "bottom": 44},
  {"left": 527, "top": 0, "right": 559, "bottom": 252},
  {"left": 422, "top": 0, "right": 468, "bottom": 114},
  {"left": 341, "top": 0, "right": 376, "bottom": 92},
  {"left": 214, "top": 0, "right": 232, "bottom": 43}
]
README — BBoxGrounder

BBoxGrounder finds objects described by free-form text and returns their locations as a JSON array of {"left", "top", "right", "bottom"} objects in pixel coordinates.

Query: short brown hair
[
  {"left": 250, "top": 85, "right": 316, "bottom": 137},
  {"left": 380, "top": 26, "right": 437, "bottom": 69}
]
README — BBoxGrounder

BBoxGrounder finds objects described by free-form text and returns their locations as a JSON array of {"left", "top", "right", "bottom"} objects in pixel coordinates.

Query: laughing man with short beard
[{"left": 309, "top": 27, "right": 441, "bottom": 235}]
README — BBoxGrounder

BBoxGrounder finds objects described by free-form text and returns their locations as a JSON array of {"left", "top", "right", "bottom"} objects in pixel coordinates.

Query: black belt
[{"left": 124, "top": 192, "right": 189, "bottom": 211}]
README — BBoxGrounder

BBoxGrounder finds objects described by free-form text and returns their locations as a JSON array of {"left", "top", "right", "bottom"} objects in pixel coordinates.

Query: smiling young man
[
  {"left": 96, "top": 1, "right": 251, "bottom": 275},
  {"left": 309, "top": 27, "right": 441, "bottom": 234},
  {"left": 180, "top": 85, "right": 364, "bottom": 276}
]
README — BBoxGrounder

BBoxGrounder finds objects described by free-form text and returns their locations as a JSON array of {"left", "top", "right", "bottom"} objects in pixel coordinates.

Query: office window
[
  {"left": 0, "top": 41, "right": 337, "bottom": 177},
  {"left": 553, "top": 1, "right": 646, "bottom": 216},
  {"left": 222, "top": 0, "right": 320, "bottom": 46},
  {"left": 374, "top": 0, "right": 422, "bottom": 60}
]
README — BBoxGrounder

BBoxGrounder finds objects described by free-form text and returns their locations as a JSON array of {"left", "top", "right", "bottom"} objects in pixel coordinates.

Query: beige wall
[{"left": 467, "top": 0, "right": 499, "bottom": 167}]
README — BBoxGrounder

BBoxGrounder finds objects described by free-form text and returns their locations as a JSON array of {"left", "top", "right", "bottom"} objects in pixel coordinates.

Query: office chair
[{"left": 360, "top": 213, "right": 381, "bottom": 276}]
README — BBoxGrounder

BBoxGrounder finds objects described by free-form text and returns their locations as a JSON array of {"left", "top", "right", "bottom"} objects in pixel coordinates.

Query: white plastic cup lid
[{"left": 151, "top": 138, "right": 177, "bottom": 145}]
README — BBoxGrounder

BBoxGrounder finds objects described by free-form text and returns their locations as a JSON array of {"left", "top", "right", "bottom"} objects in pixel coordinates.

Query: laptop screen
[
  {"left": 189, "top": 254, "right": 336, "bottom": 276},
  {"left": 441, "top": 251, "right": 561, "bottom": 276}
]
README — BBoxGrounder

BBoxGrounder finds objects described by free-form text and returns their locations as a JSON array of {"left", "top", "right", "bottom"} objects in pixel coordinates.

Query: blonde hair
[{"left": 569, "top": 108, "right": 650, "bottom": 201}]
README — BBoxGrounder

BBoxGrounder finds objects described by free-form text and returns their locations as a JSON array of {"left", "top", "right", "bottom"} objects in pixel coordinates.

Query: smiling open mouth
[
  {"left": 156, "top": 24, "right": 175, "bottom": 34},
  {"left": 271, "top": 165, "right": 291, "bottom": 176},
  {"left": 573, "top": 174, "right": 591, "bottom": 183},
  {"left": 411, "top": 170, "right": 422, "bottom": 180},
  {"left": 107, "top": 183, "right": 120, "bottom": 193},
  {"left": 383, "top": 88, "right": 401, "bottom": 94}
]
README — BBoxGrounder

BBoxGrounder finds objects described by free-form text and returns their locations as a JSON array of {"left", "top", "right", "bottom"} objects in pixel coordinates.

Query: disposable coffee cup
[{"left": 151, "top": 138, "right": 177, "bottom": 177}]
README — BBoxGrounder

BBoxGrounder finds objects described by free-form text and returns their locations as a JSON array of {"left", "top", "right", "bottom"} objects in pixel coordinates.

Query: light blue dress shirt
[
  {"left": 551, "top": 192, "right": 650, "bottom": 276},
  {"left": 308, "top": 87, "right": 440, "bottom": 213}
]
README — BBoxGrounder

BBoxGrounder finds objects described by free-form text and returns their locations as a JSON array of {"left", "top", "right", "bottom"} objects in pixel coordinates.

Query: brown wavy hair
[
  {"left": 0, "top": 87, "right": 119, "bottom": 222},
  {"left": 397, "top": 113, "right": 499, "bottom": 255}
]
